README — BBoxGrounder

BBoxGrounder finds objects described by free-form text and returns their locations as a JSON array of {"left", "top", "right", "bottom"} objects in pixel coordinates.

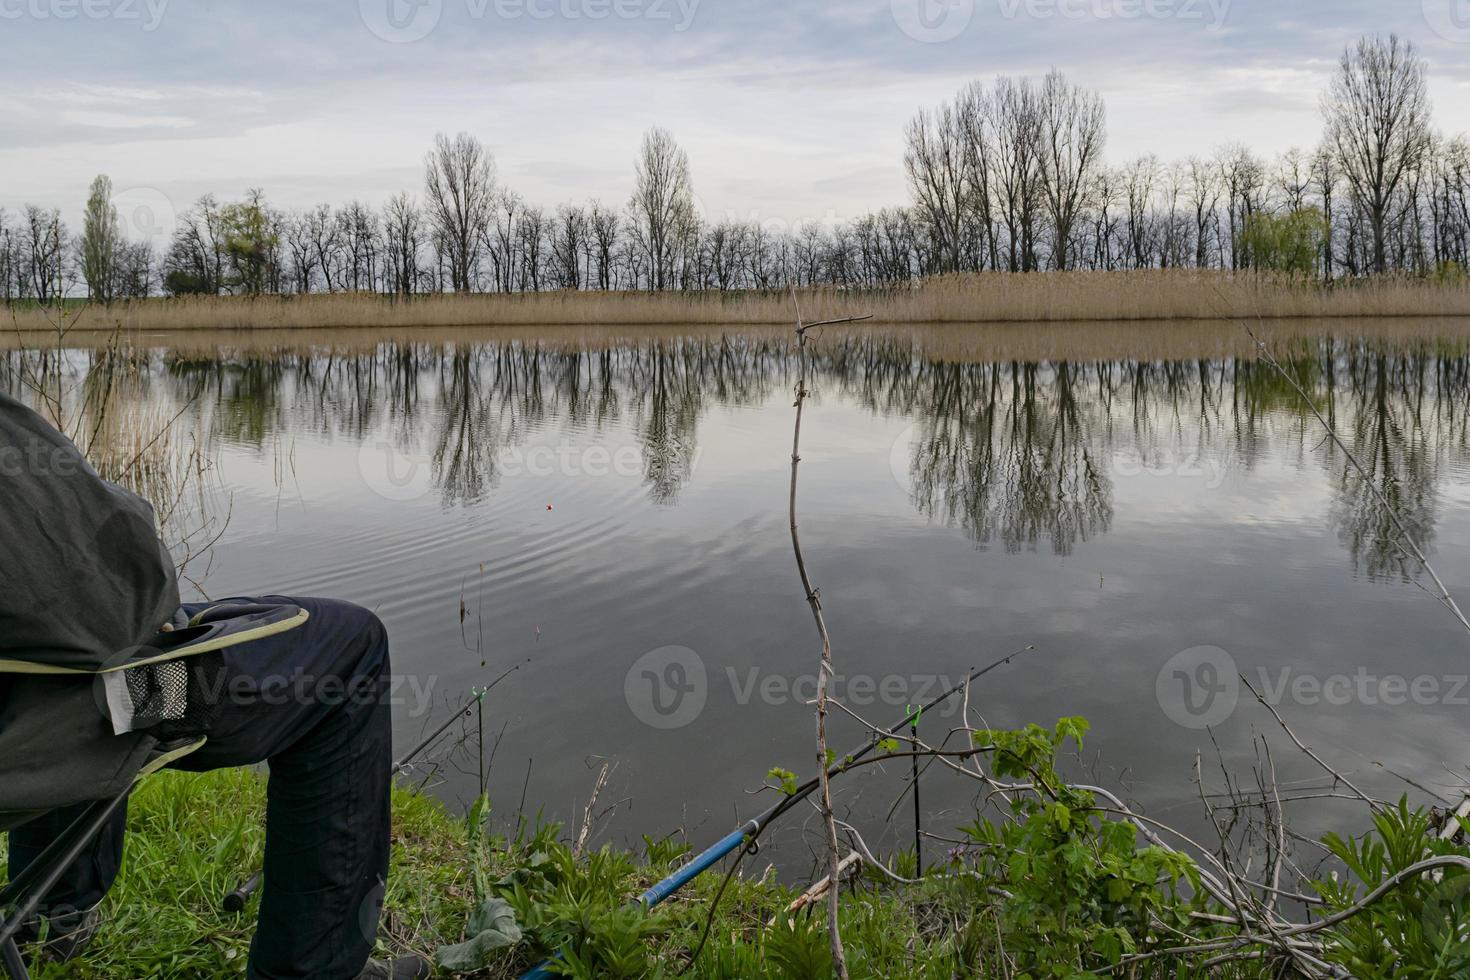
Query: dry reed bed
[{"left": 8, "top": 271, "right": 1470, "bottom": 335}]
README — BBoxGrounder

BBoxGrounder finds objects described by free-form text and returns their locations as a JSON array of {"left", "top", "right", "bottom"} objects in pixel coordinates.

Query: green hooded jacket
[{"left": 0, "top": 392, "right": 183, "bottom": 827}]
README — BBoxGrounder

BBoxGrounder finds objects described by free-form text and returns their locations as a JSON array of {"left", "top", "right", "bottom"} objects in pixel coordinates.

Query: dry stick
[
  {"left": 574, "top": 762, "right": 612, "bottom": 857},
  {"left": 768, "top": 851, "right": 864, "bottom": 926},
  {"left": 786, "top": 289, "right": 871, "bottom": 980},
  {"left": 911, "top": 711, "right": 923, "bottom": 877}
]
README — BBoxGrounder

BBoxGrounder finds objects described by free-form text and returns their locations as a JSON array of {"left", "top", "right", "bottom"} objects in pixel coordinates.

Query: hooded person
[{"left": 0, "top": 392, "right": 430, "bottom": 980}]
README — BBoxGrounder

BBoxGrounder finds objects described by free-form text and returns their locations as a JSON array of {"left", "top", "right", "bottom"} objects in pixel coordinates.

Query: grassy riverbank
[
  {"left": 5, "top": 720, "right": 1469, "bottom": 978},
  {"left": 7, "top": 272, "right": 1470, "bottom": 334}
]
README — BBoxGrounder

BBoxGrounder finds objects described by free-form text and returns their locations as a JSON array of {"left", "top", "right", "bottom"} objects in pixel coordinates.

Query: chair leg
[
  {"left": 0, "top": 920, "right": 30, "bottom": 980},
  {"left": 0, "top": 792, "right": 128, "bottom": 951}
]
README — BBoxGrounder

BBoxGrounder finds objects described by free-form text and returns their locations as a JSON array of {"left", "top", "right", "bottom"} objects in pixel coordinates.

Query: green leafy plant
[
  {"left": 960, "top": 718, "right": 1200, "bottom": 977},
  {"left": 1316, "top": 798, "right": 1470, "bottom": 979}
]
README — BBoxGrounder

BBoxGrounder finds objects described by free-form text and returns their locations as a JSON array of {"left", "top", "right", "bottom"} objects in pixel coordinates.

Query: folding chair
[
  {"left": 1, "top": 601, "right": 310, "bottom": 972},
  {"left": 0, "top": 737, "right": 205, "bottom": 980}
]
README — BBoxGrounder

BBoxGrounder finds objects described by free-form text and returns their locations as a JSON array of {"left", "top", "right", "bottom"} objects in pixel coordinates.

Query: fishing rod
[
  {"left": 519, "top": 644, "right": 1034, "bottom": 980},
  {"left": 221, "top": 670, "right": 512, "bottom": 913}
]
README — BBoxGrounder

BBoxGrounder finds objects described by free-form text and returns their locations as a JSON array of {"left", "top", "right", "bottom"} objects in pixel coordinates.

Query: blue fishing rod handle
[{"left": 638, "top": 826, "right": 753, "bottom": 907}]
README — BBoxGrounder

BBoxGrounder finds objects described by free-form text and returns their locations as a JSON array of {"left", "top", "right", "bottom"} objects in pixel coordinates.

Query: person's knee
[
  {"left": 341, "top": 601, "right": 388, "bottom": 656},
  {"left": 292, "top": 597, "right": 389, "bottom": 660},
  {"left": 274, "top": 597, "right": 391, "bottom": 706}
]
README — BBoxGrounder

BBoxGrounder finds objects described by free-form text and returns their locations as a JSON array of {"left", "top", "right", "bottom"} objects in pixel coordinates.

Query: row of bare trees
[
  {"left": 902, "top": 35, "right": 1466, "bottom": 280},
  {"left": 2, "top": 34, "right": 1466, "bottom": 305}
]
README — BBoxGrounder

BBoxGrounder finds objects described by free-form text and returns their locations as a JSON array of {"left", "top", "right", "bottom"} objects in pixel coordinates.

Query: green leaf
[
  {"left": 435, "top": 897, "right": 523, "bottom": 972},
  {"left": 767, "top": 767, "right": 799, "bottom": 796}
]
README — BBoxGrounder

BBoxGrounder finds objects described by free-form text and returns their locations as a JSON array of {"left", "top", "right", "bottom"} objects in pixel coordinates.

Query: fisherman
[{"left": 0, "top": 391, "right": 430, "bottom": 979}]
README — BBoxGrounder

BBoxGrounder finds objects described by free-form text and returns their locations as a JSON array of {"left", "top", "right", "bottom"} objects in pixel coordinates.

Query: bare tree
[
  {"left": 0, "top": 208, "right": 16, "bottom": 303},
  {"left": 282, "top": 210, "right": 321, "bottom": 294},
  {"left": 486, "top": 190, "right": 522, "bottom": 293},
  {"left": 588, "top": 200, "right": 621, "bottom": 290},
  {"left": 990, "top": 77, "right": 1044, "bottom": 272},
  {"left": 516, "top": 205, "right": 547, "bottom": 292},
  {"left": 1219, "top": 144, "right": 1265, "bottom": 270},
  {"left": 1275, "top": 147, "right": 1313, "bottom": 213},
  {"left": 905, "top": 103, "right": 968, "bottom": 274},
  {"left": 629, "top": 127, "right": 694, "bottom": 290},
  {"left": 955, "top": 81, "right": 1000, "bottom": 271},
  {"left": 1123, "top": 156, "right": 1159, "bottom": 269},
  {"left": 1322, "top": 34, "right": 1432, "bottom": 274},
  {"left": 1037, "top": 71, "right": 1105, "bottom": 271},
  {"left": 1312, "top": 144, "right": 1341, "bottom": 280},
  {"left": 424, "top": 131, "right": 496, "bottom": 292},
  {"left": 1185, "top": 156, "right": 1221, "bottom": 268},
  {"left": 551, "top": 203, "right": 589, "bottom": 290},
  {"left": 383, "top": 192, "right": 423, "bottom": 295},
  {"left": 337, "top": 201, "right": 380, "bottom": 292},
  {"left": 23, "top": 205, "right": 69, "bottom": 303},
  {"left": 113, "top": 239, "right": 154, "bottom": 298}
]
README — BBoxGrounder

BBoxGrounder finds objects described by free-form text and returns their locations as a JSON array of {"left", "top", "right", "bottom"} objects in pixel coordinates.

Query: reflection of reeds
[
  {"left": 8, "top": 343, "right": 227, "bottom": 591},
  {"left": 10, "top": 315, "right": 1467, "bottom": 368},
  {"left": 7, "top": 271, "right": 1470, "bottom": 334}
]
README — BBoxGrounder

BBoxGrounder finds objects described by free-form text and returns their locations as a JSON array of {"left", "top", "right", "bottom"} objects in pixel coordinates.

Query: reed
[{"left": 7, "top": 271, "right": 1470, "bottom": 334}]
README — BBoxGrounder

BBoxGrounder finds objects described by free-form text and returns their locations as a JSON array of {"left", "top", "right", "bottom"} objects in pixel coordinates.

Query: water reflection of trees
[
  {"left": 902, "top": 362, "right": 1113, "bottom": 555},
  {"left": 4, "top": 336, "right": 1468, "bottom": 579}
]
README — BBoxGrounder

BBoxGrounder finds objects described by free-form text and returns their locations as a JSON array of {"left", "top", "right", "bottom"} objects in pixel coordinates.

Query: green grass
[
  {"left": 5, "top": 739, "right": 1467, "bottom": 978},
  {"left": 1, "top": 768, "right": 477, "bottom": 978}
]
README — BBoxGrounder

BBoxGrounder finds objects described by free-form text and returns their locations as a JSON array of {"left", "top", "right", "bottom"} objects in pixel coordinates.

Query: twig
[{"left": 786, "top": 286, "right": 867, "bottom": 980}]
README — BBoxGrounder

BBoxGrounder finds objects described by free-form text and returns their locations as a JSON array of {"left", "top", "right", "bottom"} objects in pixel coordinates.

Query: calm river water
[{"left": 6, "top": 321, "right": 1470, "bottom": 872}]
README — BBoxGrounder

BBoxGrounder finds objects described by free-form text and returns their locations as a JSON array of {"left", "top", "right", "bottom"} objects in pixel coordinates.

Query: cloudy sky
[{"left": 3, "top": 0, "right": 1469, "bottom": 237}]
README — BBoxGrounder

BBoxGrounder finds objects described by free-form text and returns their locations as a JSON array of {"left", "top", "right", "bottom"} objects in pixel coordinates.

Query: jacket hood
[{"left": 0, "top": 391, "right": 181, "bottom": 674}]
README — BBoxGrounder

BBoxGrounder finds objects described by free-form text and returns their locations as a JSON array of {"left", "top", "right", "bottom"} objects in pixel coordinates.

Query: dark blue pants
[{"left": 7, "top": 597, "right": 393, "bottom": 980}]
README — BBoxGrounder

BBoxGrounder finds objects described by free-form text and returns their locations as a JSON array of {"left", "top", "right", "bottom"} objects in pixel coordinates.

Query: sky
[{"left": 3, "top": 0, "right": 1470, "bottom": 239}]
